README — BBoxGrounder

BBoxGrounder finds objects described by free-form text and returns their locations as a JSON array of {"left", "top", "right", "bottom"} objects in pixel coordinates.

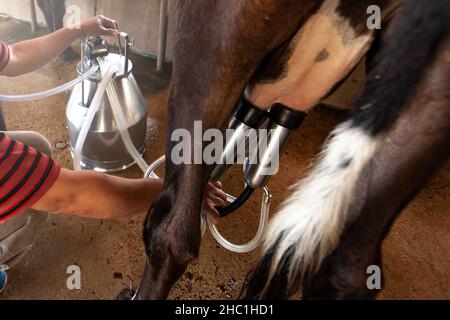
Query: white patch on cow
[
  {"left": 258, "top": 122, "right": 378, "bottom": 297},
  {"left": 247, "top": 0, "right": 374, "bottom": 111}
]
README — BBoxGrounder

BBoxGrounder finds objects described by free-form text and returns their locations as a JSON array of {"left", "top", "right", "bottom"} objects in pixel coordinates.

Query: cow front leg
[{"left": 132, "top": 170, "right": 205, "bottom": 300}]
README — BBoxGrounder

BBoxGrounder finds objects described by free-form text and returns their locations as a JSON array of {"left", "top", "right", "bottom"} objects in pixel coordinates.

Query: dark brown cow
[{"left": 128, "top": 0, "right": 449, "bottom": 300}]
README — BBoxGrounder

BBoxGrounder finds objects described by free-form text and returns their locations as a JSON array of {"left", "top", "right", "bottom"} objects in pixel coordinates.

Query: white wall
[
  {"left": 0, "top": 0, "right": 94, "bottom": 27},
  {"left": 0, "top": 0, "right": 174, "bottom": 59}
]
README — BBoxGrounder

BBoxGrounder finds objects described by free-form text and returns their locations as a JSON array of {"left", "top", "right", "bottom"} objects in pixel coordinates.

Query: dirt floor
[{"left": 0, "top": 18, "right": 449, "bottom": 300}]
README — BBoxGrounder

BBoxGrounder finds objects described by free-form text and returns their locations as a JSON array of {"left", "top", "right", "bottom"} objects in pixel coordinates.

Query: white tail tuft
[{"left": 260, "top": 121, "right": 379, "bottom": 296}]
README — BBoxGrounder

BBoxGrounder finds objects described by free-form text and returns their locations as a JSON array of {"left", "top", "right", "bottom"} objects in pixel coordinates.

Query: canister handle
[
  {"left": 113, "top": 21, "right": 123, "bottom": 55},
  {"left": 117, "top": 31, "right": 135, "bottom": 75}
]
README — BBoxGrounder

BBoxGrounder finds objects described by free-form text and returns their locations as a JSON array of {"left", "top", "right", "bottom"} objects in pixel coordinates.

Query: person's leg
[
  {"left": 36, "top": 0, "right": 77, "bottom": 60},
  {"left": 52, "top": 0, "right": 78, "bottom": 60},
  {"left": 0, "top": 132, "right": 51, "bottom": 277},
  {"left": 51, "top": 0, "right": 66, "bottom": 31},
  {"left": 36, "top": 0, "right": 54, "bottom": 32},
  {"left": 5, "top": 131, "right": 52, "bottom": 156}
]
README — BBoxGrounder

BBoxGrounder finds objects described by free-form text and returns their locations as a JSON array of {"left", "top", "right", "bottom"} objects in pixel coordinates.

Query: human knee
[{"left": 5, "top": 131, "right": 52, "bottom": 156}]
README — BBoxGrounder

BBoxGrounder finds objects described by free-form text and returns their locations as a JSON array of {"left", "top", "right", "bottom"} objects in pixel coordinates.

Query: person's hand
[
  {"left": 202, "top": 181, "right": 227, "bottom": 224},
  {"left": 80, "top": 15, "right": 119, "bottom": 37}
]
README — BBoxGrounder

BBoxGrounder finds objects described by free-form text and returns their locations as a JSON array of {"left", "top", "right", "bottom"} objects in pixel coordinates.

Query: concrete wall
[
  {"left": 0, "top": 0, "right": 174, "bottom": 60},
  {"left": 94, "top": 0, "right": 176, "bottom": 59}
]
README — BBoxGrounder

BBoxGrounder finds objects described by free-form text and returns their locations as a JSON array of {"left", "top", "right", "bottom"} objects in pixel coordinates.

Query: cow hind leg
[
  {"left": 241, "top": 0, "right": 450, "bottom": 299},
  {"left": 303, "top": 40, "right": 450, "bottom": 299}
]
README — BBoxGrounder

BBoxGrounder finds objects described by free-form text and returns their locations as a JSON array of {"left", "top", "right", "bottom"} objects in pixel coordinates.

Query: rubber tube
[
  {"left": 217, "top": 185, "right": 255, "bottom": 217},
  {"left": 143, "top": 156, "right": 271, "bottom": 253},
  {"left": 0, "top": 65, "right": 98, "bottom": 102},
  {"left": 73, "top": 66, "right": 116, "bottom": 171},
  {"left": 207, "top": 186, "right": 271, "bottom": 253}
]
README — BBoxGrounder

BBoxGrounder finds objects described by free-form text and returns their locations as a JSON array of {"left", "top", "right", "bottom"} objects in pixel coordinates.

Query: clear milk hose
[
  {"left": 73, "top": 65, "right": 117, "bottom": 171},
  {"left": 144, "top": 156, "right": 271, "bottom": 254},
  {"left": 0, "top": 65, "right": 98, "bottom": 102}
]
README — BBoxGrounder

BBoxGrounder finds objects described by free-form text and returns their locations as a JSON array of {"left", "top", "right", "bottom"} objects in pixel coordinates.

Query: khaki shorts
[{"left": 0, "top": 131, "right": 51, "bottom": 271}]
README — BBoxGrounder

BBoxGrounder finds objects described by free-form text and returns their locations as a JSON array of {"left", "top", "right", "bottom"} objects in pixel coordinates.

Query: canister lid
[{"left": 77, "top": 53, "right": 133, "bottom": 80}]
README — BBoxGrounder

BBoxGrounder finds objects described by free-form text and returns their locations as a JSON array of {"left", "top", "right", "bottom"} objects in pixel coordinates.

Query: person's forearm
[
  {"left": 6, "top": 27, "right": 80, "bottom": 77},
  {"left": 2, "top": 15, "right": 119, "bottom": 77},
  {"left": 68, "top": 171, "right": 164, "bottom": 219},
  {"left": 32, "top": 169, "right": 163, "bottom": 219}
]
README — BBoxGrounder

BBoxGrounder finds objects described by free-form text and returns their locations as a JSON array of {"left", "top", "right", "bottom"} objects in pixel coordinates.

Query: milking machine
[
  {"left": 212, "top": 100, "right": 307, "bottom": 217},
  {"left": 145, "top": 99, "right": 307, "bottom": 253},
  {"left": 0, "top": 29, "right": 308, "bottom": 254}
]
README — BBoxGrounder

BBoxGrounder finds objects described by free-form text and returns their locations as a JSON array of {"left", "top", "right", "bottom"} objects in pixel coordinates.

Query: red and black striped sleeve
[
  {"left": 0, "top": 42, "right": 10, "bottom": 72},
  {"left": 0, "top": 132, "right": 60, "bottom": 222}
]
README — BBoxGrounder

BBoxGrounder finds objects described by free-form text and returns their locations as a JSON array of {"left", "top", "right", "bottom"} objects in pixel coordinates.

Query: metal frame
[
  {"left": 157, "top": 0, "right": 169, "bottom": 72},
  {"left": 29, "top": 0, "right": 38, "bottom": 33}
]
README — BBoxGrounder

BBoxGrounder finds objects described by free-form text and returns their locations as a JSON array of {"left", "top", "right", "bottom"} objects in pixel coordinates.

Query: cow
[{"left": 127, "top": 0, "right": 449, "bottom": 299}]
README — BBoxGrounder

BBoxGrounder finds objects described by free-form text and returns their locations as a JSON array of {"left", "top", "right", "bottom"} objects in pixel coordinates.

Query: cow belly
[{"left": 246, "top": 0, "right": 374, "bottom": 111}]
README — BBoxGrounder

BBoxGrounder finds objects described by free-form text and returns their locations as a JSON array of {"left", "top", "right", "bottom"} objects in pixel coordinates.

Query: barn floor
[{"left": 0, "top": 18, "right": 449, "bottom": 300}]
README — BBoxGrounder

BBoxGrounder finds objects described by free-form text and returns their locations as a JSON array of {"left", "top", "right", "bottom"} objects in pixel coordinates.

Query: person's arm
[
  {"left": 31, "top": 169, "right": 227, "bottom": 222},
  {"left": 0, "top": 15, "right": 118, "bottom": 77}
]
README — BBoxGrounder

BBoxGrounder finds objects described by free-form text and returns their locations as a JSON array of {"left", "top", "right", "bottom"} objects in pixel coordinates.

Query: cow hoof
[{"left": 117, "top": 288, "right": 136, "bottom": 300}]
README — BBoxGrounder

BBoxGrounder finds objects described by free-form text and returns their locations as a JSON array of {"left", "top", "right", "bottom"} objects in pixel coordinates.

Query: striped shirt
[
  {"left": 0, "top": 133, "right": 60, "bottom": 222},
  {"left": 0, "top": 42, "right": 10, "bottom": 72}
]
